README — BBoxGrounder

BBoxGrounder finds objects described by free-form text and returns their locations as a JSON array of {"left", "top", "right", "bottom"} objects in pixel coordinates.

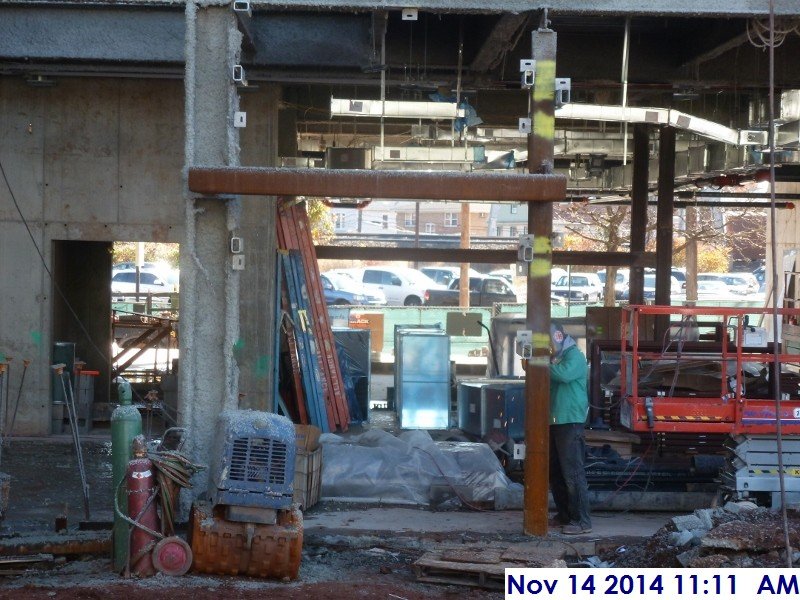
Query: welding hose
[
  {"left": 113, "top": 477, "right": 164, "bottom": 540},
  {"left": 113, "top": 476, "right": 164, "bottom": 576},
  {"left": 61, "top": 372, "right": 90, "bottom": 520}
]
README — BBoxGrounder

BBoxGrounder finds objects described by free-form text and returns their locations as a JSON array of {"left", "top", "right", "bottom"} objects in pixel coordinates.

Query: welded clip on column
[
  {"left": 515, "top": 330, "right": 533, "bottom": 360},
  {"left": 516, "top": 234, "right": 534, "bottom": 275},
  {"left": 232, "top": 65, "right": 248, "bottom": 88},
  {"left": 555, "top": 78, "right": 571, "bottom": 108},
  {"left": 520, "top": 59, "right": 536, "bottom": 89},
  {"left": 232, "top": 0, "right": 251, "bottom": 15}
]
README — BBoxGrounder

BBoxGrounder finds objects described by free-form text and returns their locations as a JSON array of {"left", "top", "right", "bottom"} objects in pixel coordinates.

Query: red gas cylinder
[{"left": 127, "top": 435, "right": 160, "bottom": 577}]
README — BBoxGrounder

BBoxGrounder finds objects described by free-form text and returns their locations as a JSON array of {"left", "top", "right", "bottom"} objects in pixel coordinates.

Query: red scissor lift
[{"left": 619, "top": 305, "right": 800, "bottom": 435}]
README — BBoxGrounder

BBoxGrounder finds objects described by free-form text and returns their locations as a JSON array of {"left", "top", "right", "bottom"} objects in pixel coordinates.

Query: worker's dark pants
[{"left": 549, "top": 423, "right": 592, "bottom": 529}]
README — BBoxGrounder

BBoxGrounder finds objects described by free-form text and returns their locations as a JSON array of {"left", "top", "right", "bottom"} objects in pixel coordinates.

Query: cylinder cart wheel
[{"left": 152, "top": 536, "right": 193, "bottom": 576}]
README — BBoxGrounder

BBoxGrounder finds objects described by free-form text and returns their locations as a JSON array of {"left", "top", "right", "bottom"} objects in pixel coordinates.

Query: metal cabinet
[
  {"left": 395, "top": 328, "right": 450, "bottom": 429},
  {"left": 457, "top": 378, "right": 525, "bottom": 440}
]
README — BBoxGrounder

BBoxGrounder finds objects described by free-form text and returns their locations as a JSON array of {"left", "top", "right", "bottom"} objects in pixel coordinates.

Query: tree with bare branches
[{"left": 557, "top": 195, "right": 765, "bottom": 303}]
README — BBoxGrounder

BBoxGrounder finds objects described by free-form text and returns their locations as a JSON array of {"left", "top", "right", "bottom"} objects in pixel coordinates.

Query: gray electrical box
[{"left": 326, "top": 147, "right": 372, "bottom": 169}]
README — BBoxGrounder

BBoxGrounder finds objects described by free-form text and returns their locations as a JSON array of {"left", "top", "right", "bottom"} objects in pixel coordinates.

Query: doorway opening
[{"left": 50, "top": 240, "right": 180, "bottom": 437}]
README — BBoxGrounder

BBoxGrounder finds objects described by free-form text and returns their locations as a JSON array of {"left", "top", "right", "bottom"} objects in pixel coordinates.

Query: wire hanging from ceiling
[
  {"left": 763, "top": 0, "right": 793, "bottom": 570},
  {"left": 746, "top": 16, "right": 800, "bottom": 48}
]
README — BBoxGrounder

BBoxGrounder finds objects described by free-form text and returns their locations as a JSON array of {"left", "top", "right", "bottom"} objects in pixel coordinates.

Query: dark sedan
[{"left": 321, "top": 273, "right": 387, "bottom": 306}]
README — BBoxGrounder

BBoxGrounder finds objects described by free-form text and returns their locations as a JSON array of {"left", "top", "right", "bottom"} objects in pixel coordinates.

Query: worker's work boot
[
  {"left": 562, "top": 523, "right": 592, "bottom": 535},
  {"left": 548, "top": 514, "right": 567, "bottom": 528}
]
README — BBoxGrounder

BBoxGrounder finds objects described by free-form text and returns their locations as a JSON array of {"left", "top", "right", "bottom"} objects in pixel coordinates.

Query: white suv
[
  {"left": 334, "top": 267, "right": 443, "bottom": 306},
  {"left": 552, "top": 273, "right": 604, "bottom": 303},
  {"left": 111, "top": 269, "right": 173, "bottom": 304}
]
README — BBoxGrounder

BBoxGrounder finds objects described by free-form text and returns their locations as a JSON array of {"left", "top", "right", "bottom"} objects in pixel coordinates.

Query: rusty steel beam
[
  {"left": 315, "top": 245, "right": 654, "bottom": 267},
  {"left": 0, "top": 532, "right": 111, "bottom": 557},
  {"left": 523, "top": 26, "right": 556, "bottom": 538},
  {"left": 188, "top": 167, "right": 566, "bottom": 202},
  {"left": 629, "top": 124, "right": 649, "bottom": 306},
  {"left": 655, "top": 126, "right": 676, "bottom": 330}
]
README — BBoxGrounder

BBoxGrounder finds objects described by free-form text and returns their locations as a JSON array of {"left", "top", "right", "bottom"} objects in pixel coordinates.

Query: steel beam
[
  {"left": 470, "top": 13, "right": 531, "bottom": 72},
  {"left": 523, "top": 26, "right": 556, "bottom": 538},
  {"left": 188, "top": 167, "right": 566, "bottom": 202},
  {"left": 655, "top": 126, "right": 676, "bottom": 328},
  {"left": 244, "top": 1, "right": 800, "bottom": 17},
  {"left": 629, "top": 124, "right": 649, "bottom": 306},
  {"left": 316, "top": 245, "right": 654, "bottom": 267},
  {"left": 576, "top": 199, "right": 794, "bottom": 209}
]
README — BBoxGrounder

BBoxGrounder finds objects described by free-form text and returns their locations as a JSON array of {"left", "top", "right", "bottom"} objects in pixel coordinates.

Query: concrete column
[
  {"left": 180, "top": 3, "right": 243, "bottom": 494},
  {"left": 237, "top": 85, "right": 280, "bottom": 411}
]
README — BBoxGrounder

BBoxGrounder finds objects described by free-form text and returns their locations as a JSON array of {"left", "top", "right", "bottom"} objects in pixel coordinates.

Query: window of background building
[
  {"left": 425, "top": 223, "right": 436, "bottom": 233},
  {"left": 382, "top": 214, "right": 389, "bottom": 229},
  {"left": 445, "top": 213, "right": 458, "bottom": 227},
  {"left": 334, "top": 213, "right": 346, "bottom": 230},
  {"left": 404, "top": 214, "right": 415, "bottom": 227}
]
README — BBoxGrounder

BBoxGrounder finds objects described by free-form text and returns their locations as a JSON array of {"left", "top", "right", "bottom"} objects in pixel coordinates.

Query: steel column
[
  {"left": 523, "top": 26, "right": 556, "bottom": 537},
  {"left": 188, "top": 167, "right": 566, "bottom": 202},
  {"left": 629, "top": 124, "right": 649, "bottom": 306},
  {"left": 655, "top": 126, "right": 676, "bottom": 335},
  {"left": 459, "top": 203, "right": 471, "bottom": 307}
]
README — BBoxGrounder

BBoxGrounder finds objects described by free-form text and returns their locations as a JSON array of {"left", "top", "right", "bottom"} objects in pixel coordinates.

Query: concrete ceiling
[{"left": 3, "top": 2, "right": 800, "bottom": 175}]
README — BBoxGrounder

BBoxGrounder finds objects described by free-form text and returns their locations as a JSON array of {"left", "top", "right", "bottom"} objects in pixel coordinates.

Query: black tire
[
  {"left": 332, "top": 299, "right": 350, "bottom": 306},
  {"left": 404, "top": 295, "right": 422, "bottom": 306}
]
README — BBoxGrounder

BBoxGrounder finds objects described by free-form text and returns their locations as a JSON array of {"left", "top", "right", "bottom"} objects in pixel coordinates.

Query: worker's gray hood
[{"left": 550, "top": 323, "right": 576, "bottom": 358}]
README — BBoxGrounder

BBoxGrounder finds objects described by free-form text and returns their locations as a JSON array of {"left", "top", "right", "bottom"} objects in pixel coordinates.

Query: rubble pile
[{"left": 612, "top": 502, "right": 800, "bottom": 568}]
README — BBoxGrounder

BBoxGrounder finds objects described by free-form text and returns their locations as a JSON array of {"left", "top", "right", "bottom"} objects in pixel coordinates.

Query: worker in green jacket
[{"left": 548, "top": 322, "right": 592, "bottom": 535}]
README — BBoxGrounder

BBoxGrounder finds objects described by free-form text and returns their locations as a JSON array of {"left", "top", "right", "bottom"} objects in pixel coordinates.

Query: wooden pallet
[{"left": 414, "top": 543, "right": 567, "bottom": 590}]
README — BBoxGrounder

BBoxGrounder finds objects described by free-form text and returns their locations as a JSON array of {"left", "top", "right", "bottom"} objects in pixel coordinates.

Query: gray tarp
[{"left": 320, "top": 429, "right": 523, "bottom": 507}]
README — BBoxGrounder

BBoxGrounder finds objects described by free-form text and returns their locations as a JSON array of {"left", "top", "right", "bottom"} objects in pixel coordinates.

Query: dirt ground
[{"left": 0, "top": 546, "right": 502, "bottom": 599}]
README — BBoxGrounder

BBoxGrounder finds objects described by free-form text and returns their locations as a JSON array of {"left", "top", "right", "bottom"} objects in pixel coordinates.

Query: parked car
[
  {"left": 552, "top": 273, "right": 603, "bottom": 303},
  {"left": 321, "top": 273, "right": 387, "bottom": 306},
  {"left": 111, "top": 269, "right": 172, "bottom": 297},
  {"left": 551, "top": 267, "right": 568, "bottom": 284},
  {"left": 421, "top": 266, "right": 482, "bottom": 287},
  {"left": 696, "top": 279, "right": 731, "bottom": 298},
  {"left": 332, "top": 267, "right": 443, "bottom": 306},
  {"left": 598, "top": 268, "right": 630, "bottom": 300},
  {"left": 671, "top": 268, "right": 687, "bottom": 286},
  {"left": 113, "top": 262, "right": 179, "bottom": 288},
  {"left": 488, "top": 268, "right": 515, "bottom": 283},
  {"left": 753, "top": 265, "right": 766, "bottom": 285},
  {"left": 615, "top": 273, "right": 682, "bottom": 301},
  {"left": 423, "top": 276, "right": 517, "bottom": 306},
  {"left": 720, "top": 272, "right": 759, "bottom": 295},
  {"left": 643, "top": 274, "right": 683, "bottom": 299}
]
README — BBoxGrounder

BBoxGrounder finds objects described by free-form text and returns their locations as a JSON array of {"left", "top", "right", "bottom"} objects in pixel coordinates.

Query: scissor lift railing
[{"left": 619, "top": 305, "right": 800, "bottom": 435}]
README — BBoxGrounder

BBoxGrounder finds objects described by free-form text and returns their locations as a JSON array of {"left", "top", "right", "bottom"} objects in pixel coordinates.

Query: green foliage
[
  {"left": 306, "top": 199, "right": 334, "bottom": 244},
  {"left": 112, "top": 242, "right": 179, "bottom": 268},
  {"left": 697, "top": 244, "right": 730, "bottom": 272}
]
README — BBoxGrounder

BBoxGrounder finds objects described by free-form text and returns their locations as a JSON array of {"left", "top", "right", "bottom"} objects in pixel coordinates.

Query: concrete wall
[{"left": 0, "top": 75, "right": 279, "bottom": 435}]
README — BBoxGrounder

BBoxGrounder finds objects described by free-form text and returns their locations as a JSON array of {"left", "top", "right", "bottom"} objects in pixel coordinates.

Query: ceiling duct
[{"left": 330, "top": 98, "right": 464, "bottom": 120}]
